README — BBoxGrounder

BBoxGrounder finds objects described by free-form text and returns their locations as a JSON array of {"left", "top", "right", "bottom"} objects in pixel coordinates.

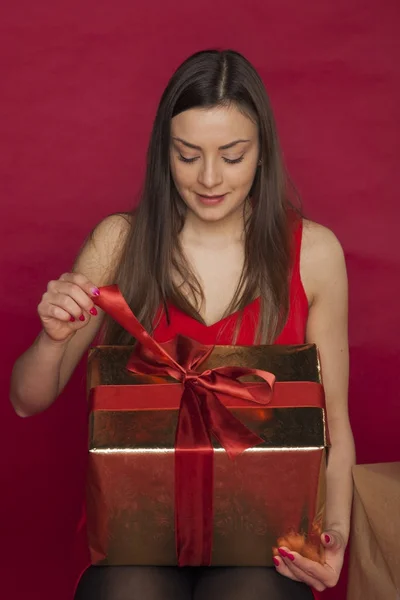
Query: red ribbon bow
[{"left": 94, "top": 285, "right": 275, "bottom": 566}]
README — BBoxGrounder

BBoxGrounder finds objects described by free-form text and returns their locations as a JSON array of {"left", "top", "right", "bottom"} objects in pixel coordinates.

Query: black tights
[{"left": 75, "top": 565, "right": 314, "bottom": 600}]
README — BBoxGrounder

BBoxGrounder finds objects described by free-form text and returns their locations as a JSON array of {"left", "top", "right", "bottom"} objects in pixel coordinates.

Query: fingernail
[
  {"left": 89, "top": 307, "right": 98, "bottom": 316},
  {"left": 91, "top": 287, "right": 100, "bottom": 297},
  {"left": 287, "top": 553, "right": 295, "bottom": 561},
  {"left": 69, "top": 316, "right": 75, "bottom": 322},
  {"left": 79, "top": 314, "right": 85, "bottom": 322},
  {"left": 325, "top": 534, "right": 331, "bottom": 544},
  {"left": 278, "top": 548, "right": 287, "bottom": 558},
  {"left": 273, "top": 557, "right": 280, "bottom": 567}
]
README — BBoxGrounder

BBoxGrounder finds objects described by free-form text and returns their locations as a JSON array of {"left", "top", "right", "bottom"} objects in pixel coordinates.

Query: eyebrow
[{"left": 172, "top": 137, "right": 251, "bottom": 150}]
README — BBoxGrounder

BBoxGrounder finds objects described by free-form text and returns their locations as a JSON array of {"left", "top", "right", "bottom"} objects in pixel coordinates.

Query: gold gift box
[{"left": 86, "top": 343, "right": 328, "bottom": 567}]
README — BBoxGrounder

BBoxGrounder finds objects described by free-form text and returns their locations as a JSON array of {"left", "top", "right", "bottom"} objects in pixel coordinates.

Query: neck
[{"left": 181, "top": 205, "right": 248, "bottom": 248}]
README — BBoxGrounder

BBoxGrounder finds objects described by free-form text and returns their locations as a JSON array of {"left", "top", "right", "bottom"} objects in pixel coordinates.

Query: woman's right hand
[{"left": 37, "top": 273, "right": 101, "bottom": 343}]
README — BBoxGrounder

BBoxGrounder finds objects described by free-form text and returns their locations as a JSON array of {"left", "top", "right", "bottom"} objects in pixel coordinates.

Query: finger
[
  {"left": 59, "top": 272, "right": 100, "bottom": 298},
  {"left": 322, "top": 530, "right": 344, "bottom": 552},
  {"left": 40, "top": 294, "right": 94, "bottom": 324},
  {"left": 278, "top": 548, "right": 330, "bottom": 590},
  {"left": 43, "top": 304, "right": 79, "bottom": 323},
  {"left": 49, "top": 305, "right": 93, "bottom": 326},
  {"left": 51, "top": 293, "right": 97, "bottom": 321},
  {"left": 280, "top": 556, "right": 326, "bottom": 592},
  {"left": 273, "top": 556, "right": 302, "bottom": 582},
  {"left": 47, "top": 282, "right": 97, "bottom": 315}
]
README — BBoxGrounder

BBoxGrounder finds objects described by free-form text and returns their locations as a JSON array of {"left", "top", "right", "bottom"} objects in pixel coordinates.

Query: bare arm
[
  {"left": 302, "top": 221, "right": 355, "bottom": 546},
  {"left": 275, "top": 220, "right": 355, "bottom": 591},
  {"left": 10, "top": 214, "right": 130, "bottom": 417}
]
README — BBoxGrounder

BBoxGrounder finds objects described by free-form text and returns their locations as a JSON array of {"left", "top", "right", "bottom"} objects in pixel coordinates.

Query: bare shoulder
[
  {"left": 90, "top": 212, "right": 132, "bottom": 251},
  {"left": 302, "top": 219, "right": 345, "bottom": 263},
  {"left": 73, "top": 212, "right": 132, "bottom": 286},
  {"left": 301, "top": 219, "right": 347, "bottom": 303}
]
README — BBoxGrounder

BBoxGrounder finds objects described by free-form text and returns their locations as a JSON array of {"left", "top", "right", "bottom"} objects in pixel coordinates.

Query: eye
[
  {"left": 177, "top": 153, "right": 245, "bottom": 164},
  {"left": 223, "top": 155, "right": 245, "bottom": 164},
  {"left": 178, "top": 153, "right": 199, "bottom": 164}
]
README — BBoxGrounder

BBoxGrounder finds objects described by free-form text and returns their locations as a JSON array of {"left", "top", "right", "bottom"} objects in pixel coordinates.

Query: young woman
[{"left": 10, "top": 49, "right": 355, "bottom": 600}]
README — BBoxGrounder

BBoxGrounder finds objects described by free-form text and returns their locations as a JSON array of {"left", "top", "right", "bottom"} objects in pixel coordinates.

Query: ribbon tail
[
  {"left": 95, "top": 285, "right": 179, "bottom": 366},
  {"left": 202, "top": 391, "right": 264, "bottom": 459},
  {"left": 175, "top": 386, "right": 214, "bottom": 566}
]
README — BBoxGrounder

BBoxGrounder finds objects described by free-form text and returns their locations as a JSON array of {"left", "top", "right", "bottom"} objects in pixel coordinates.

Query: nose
[{"left": 197, "top": 157, "right": 223, "bottom": 189}]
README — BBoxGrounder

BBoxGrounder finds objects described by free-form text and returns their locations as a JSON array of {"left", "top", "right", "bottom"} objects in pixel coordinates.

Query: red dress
[
  {"left": 75, "top": 219, "right": 320, "bottom": 599},
  {"left": 153, "top": 219, "right": 319, "bottom": 600},
  {"left": 153, "top": 219, "right": 308, "bottom": 346}
]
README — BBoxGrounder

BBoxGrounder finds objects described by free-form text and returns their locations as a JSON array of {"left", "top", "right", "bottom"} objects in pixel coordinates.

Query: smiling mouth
[{"left": 196, "top": 193, "right": 226, "bottom": 206}]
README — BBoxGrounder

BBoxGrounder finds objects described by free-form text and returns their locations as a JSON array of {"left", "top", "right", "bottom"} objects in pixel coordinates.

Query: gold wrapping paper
[{"left": 86, "top": 343, "right": 328, "bottom": 567}]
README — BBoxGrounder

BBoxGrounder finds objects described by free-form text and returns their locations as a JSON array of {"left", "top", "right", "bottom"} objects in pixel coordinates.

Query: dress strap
[{"left": 291, "top": 217, "right": 303, "bottom": 279}]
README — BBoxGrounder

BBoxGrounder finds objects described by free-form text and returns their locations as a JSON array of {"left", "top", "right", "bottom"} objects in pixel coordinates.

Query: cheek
[
  {"left": 232, "top": 164, "right": 258, "bottom": 189},
  {"left": 171, "top": 160, "right": 195, "bottom": 191}
]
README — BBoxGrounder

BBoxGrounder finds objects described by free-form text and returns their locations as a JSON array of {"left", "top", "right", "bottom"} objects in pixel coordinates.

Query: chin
[
  {"left": 184, "top": 197, "right": 246, "bottom": 224},
  {"left": 191, "top": 205, "right": 235, "bottom": 223}
]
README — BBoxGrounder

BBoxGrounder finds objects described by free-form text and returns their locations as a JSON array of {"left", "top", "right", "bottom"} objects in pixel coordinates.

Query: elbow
[
  {"left": 9, "top": 367, "right": 36, "bottom": 417},
  {"left": 10, "top": 392, "right": 42, "bottom": 418},
  {"left": 10, "top": 397, "right": 34, "bottom": 418},
  {"left": 15, "top": 409, "right": 31, "bottom": 418}
]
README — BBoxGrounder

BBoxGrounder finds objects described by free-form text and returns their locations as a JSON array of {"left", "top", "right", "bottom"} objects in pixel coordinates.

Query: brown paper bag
[{"left": 347, "top": 462, "right": 400, "bottom": 600}]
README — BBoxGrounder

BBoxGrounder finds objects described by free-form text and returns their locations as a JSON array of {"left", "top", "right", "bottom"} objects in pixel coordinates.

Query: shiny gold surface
[
  {"left": 90, "top": 407, "right": 326, "bottom": 449},
  {"left": 87, "top": 447, "right": 326, "bottom": 566},
  {"left": 86, "top": 342, "right": 327, "bottom": 567},
  {"left": 88, "top": 343, "right": 321, "bottom": 388}
]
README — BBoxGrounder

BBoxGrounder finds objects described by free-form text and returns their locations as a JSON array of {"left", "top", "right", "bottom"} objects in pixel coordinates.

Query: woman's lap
[{"left": 74, "top": 565, "right": 314, "bottom": 600}]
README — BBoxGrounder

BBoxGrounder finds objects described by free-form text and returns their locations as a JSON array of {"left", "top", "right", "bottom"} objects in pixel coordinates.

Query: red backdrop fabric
[{"left": 1, "top": 2, "right": 399, "bottom": 599}]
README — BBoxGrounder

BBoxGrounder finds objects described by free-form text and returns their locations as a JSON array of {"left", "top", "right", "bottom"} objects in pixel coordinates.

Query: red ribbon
[{"left": 94, "top": 285, "right": 275, "bottom": 566}]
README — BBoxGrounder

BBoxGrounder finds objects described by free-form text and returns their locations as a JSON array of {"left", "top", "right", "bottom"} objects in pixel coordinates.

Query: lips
[{"left": 197, "top": 194, "right": 226, "bottom": 205}]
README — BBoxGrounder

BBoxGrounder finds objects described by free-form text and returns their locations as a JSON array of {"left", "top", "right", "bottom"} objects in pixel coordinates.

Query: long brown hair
[{"left": 103, "top": 49, "right": 301, "bottom": 345}]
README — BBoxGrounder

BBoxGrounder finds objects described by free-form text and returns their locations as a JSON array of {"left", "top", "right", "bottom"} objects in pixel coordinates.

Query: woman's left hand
[{"left": 274, "top": 530, "right": 345, "bottom": 592}]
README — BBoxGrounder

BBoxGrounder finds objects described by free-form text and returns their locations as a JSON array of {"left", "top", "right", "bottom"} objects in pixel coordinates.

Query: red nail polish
[
  {"left": 278, "top": 548, "right": 287, "bottom": 558},
  {"left": 287, "top": 553, "right": 295, "bottom": 561},
  {"left": 89, "top": 307, "right": 98, "bottom": 316},
  {"left": 79, "top": 315, "right": 85, "bottom": 321},
  {"left": 91, "top": 287, "right": 100, "bottom": 297},
  {"left": 273, "top": 557, "right": 280, "bottom": 567},
  {"left": 69, "top": 316, "right": 75, "bottom": 322},
  {"left": 325, "top": 534, "right": 331, "bottom": 544}
]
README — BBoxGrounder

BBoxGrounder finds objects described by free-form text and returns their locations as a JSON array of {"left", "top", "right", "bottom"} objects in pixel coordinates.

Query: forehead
[{"left": 170, "top": 104, "right": 258, "bottom": 146}]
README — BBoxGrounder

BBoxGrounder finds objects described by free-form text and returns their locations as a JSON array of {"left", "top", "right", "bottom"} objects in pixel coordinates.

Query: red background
[{"left": 1, "top": 1, "right": 399, "bottom": 599}]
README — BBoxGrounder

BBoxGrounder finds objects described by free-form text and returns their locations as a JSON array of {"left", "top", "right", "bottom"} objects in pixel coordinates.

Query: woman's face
[{"left": 170, "top": 103, "right": 259, "bottom": 223}]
